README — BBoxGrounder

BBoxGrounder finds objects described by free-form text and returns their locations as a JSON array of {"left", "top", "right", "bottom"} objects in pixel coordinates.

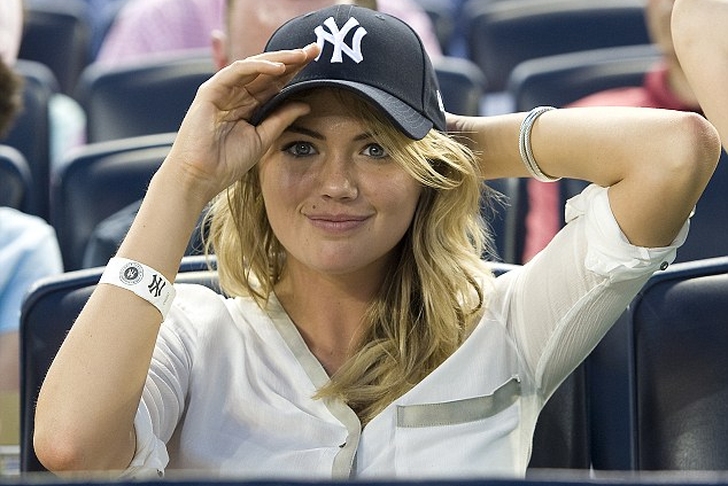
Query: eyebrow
[{"left": 285, "top": 125, "right": 374, "bottom": 142}]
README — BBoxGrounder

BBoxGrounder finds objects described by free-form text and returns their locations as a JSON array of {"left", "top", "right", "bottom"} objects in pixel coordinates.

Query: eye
[
  {"left": 362, "top": 143, "right": 388, "bottom": 159},
  {"left": 283, "top": 141, "right": 317, "bottom": 157}
]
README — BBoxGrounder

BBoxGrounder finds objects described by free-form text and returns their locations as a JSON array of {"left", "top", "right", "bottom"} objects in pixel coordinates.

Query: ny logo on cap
[{"left": 314, "top": 16, "right": 367, "bottom": 64}]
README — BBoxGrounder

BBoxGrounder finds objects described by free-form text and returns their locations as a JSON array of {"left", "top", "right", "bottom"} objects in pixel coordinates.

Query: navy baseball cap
[{"left": 251, "top": 4, "right": 447, "bottom": 140}]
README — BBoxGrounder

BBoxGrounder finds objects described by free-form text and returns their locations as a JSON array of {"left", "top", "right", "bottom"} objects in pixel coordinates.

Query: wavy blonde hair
[{"left": 205, "top": 89, "right": 497, "bottom": 424}]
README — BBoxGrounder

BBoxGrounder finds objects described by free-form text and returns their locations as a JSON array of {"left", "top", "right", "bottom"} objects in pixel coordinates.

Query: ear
[{"left": 211, "top": 29, "right": 229, "bottom": 70}]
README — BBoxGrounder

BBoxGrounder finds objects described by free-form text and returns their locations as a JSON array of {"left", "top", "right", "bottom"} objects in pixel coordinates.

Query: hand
[{"left": 164, "top": 43, "right": 321, "bottom": 203}]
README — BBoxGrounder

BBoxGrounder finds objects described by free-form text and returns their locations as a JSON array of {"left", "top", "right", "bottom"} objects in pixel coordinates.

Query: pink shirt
[{"left": 0, "top": 0, "right": 23, "bottom": 65}]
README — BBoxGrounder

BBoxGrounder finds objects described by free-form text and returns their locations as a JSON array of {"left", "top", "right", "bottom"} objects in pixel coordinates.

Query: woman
[{"left": 34, "top": 4, "right": 720, "bottom": 479}]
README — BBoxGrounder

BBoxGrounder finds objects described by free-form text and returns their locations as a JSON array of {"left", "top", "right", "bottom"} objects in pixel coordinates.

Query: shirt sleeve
[
  {"left": 497, "top": 184, "right": 688, "bottom": 401},
  {"left": 125, "top": 298, "right": 195, "bottom": 475}
]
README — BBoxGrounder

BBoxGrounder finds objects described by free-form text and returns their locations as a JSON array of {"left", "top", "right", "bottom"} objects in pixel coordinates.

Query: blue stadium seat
[
  {"left": 74, "top": 52, "right": 216, "bottom": 143},
  {"left": 464, "top": 0, "right": 650, "bottom": 93},
  {"left": 0, "top": 144, "right": 32, "bottom": 211},
  {"left": 434, "top": 56, "right": 487, "bottom": 116},
  {"left": 589, "top": 256, "right": 728, "bottom": 471},
  {"left": 19, "top": 255, "right": 218, "bottom": 473},
  {"left": 507, "top": 44, "right": 661, "bottom": 112},
  {"left": 19, "top": 0, "right": 91, "bottom": 96},
  {"left": 1, "top": 60, "right": 58, "bottom": 219},
  {"left": 50, "top": 133, "right": 176, "bottom": 270}
]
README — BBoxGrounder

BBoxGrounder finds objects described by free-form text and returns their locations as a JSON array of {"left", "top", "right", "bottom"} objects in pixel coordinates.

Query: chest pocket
[
  {"left": 392, "top": 376, "right": 522, "bottom": 477},
  {"left": 396, "top": 376, "right": 520, "bottom": 428}
]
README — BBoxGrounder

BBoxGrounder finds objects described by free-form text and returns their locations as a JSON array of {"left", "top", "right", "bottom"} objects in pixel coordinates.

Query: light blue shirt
[{"left": 0, "top": 207, "right": 63, "bottom": 333}]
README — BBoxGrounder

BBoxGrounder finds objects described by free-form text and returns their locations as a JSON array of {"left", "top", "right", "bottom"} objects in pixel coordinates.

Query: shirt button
[
  {"left": 339, "top": 442, "right": 347, "bottom": 448},
  {"left": 660, "top": 261, "right": 669, "bottom": 271}
]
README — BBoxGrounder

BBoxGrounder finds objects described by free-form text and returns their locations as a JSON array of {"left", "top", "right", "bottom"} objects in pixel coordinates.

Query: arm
[
  {"left": 33, "top": 44, "right": 320, "bottom": 473},
  {"left": 448, "top": 106, "right": 720, "bottom": 249},
  {"left": 672, "top": 0, "right": 728, "bottom": 148}
]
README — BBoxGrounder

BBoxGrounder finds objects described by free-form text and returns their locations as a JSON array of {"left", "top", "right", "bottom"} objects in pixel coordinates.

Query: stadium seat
[
  {"left": 0, "top": 144, "right": 32, "bottom": 211},
  {"left": 485, "top": 178, "right": 522, "bottom": 264},
  {"left": 507, "top": 44, "right": 661, "bottom": 112},
  {"left": 464, "top": 0, "right": 650, "bottom": 93},
  {"left": 413, "top": 0, "right": 457, "bottom": 55},
  {"left": 74, "top": 52, "right": 216, "bottom": 143},
  {"left": 433, "top": 56, "right": 487, "bottom": 116},
  {"left": 19, "top": 0, "right": 91, "bottom": 96},
  {"left": 589, "top": 256, "right": 728, "bottom": 471},
  {"left": 0, "top": 60, "right": 58, "bottom": 219},
  {"left": 50, "top": 133, "right": 176, "bottom": 270},
  {"left": 675, "top": 150, "right": 728, "bottom": 263},
  {"left": 19, "top": 255, "right": 218, "bottom": 473}
]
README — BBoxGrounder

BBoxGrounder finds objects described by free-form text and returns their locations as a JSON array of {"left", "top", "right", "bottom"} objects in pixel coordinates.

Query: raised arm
[
  {"left": 448, "top": 105, "right": 720, "bottom": 249},
  {"left": 672, "top": 0, "right": 728, "bottom": 148},
  {"left": 33, "top": 44, "right": 320, "bottom": 473}
]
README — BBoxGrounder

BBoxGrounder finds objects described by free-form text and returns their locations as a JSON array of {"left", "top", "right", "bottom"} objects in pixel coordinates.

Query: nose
[{"left": 318, "top": 153, "right": 358, "bottom": 200}]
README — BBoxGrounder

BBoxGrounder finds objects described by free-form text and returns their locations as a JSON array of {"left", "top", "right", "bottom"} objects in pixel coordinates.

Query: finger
[{"left": 255, "top": 101, "right": 311, "bottom": 148}]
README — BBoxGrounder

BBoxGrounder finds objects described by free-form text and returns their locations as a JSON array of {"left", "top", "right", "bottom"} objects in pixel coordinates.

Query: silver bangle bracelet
[{"left": 519, "top": 106, "right": 561, "bottom": 182}]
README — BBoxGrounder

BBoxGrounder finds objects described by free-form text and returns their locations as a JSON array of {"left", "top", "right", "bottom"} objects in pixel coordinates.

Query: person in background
[
  {"left": 0, "top": 0, "right": 64, "bottom": 449},
  {"left": 522, "top": 0, "right": 701, "bottom": 263},
  {"left": 34, "top": 4, "right": 719, "bottom": 478},
  {"left": 95, "top": 0, "right": 441, "bottom": 67},
  {"left": 673, "top": 0, "right": 728, "bottom": 150}
]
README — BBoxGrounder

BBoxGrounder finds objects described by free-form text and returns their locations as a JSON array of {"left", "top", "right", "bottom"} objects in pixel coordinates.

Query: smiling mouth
[{"left": 307, "top": 214, "right": 370, "bottom": 232}]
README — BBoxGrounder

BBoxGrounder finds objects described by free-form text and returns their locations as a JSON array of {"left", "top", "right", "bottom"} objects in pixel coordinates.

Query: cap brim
[{"left": 251, "top": 80, "right": 434, "bottom": 140}]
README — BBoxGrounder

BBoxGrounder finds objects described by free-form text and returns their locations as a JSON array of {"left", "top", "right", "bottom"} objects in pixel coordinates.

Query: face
[
  {"left": 213, "top": 0, "right": 354, "bottom": 67},
  {"left": 257, "top": 90, "right": 422, "bottom": 280}
]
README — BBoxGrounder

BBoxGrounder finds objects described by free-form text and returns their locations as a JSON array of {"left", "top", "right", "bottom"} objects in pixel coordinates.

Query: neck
[{"left": 274, "top": 264, "right": 387, "bottom": 375}]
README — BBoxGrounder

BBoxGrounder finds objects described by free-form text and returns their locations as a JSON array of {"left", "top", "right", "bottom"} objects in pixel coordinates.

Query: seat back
[
  {"left": 485, "top": 178, "right": 522, "bottom": 264},
  {"left": 675, "top": 150, "right": 728, "bottom": 263},
  {"left": 50, "top": 133, "right": 176, "bottom": 270},
  {"left": 0, "top": 60, "right": 58, "bottom": 219},
  {"left": 74, "top": 53, "right": 216, "bottom": 143},
  {"left": 0, "top": 144, "right": 32, "bottom": 211},
  {"left": 589, "top": 257, "right": 728, "bottom": 471},
  {"left": 433, "top": 56, "right": 487, "bottom": 116},
  {"left": 464, "top": 0, "right": 650, "bottom": 93},
  {"left": 19, "top": 0, "right": 91, "bottom": 96},
  {"left": 507, "top": 44, "right": 661, "bottom": 112},
  {"left": 529, "top": 364, "right": 591, "bottom": 471},
  {"left": 19, "top": 256, "right": 217, "bottom": 472},
  {"left": 414, "top": 0, "right": 457, "bottom": 54}
]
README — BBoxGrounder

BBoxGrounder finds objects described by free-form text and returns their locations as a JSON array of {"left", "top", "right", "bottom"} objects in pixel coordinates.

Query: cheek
[
  {"left": 374, "top": 175, "right": 422, "bottom": 222},
  {"left": 258, "top": 159, "right": 308, "bottom": 207}
]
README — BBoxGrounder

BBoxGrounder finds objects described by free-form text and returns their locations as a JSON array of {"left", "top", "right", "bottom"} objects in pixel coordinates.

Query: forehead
[{"left": 227, "top": 0, "right": 352, "bottom": 58}]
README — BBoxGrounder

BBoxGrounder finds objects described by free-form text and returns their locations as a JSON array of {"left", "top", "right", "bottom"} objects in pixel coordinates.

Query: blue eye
[
  {"left": 284, "top": 142, "right": 316, "bottom": 157},
  {"left": 362, "top": 143, "right": 388, "bottom": 159}
]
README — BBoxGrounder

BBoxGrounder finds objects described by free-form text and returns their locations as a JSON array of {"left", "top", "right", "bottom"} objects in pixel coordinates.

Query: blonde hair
[{"left": 205, "top": 90, "right": 496, "bottom": 424}]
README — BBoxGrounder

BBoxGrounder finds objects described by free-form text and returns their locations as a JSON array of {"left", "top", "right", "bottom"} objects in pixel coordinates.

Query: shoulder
[
  {"left": 0, "top": 207, "right": 53, "bottom": 235},
  {"left": 0, "top": 208, "right": 62, "bottom": 264}
]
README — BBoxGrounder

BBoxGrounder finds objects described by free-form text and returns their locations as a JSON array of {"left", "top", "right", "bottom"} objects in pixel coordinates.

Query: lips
[{"left": 306, "top": 213, "right": 371, "bottom": 232}]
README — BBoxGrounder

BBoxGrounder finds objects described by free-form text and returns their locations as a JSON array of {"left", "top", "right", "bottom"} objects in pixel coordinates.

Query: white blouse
[{"left": 128, "top": 185, "right": 687, "bottom": 479}]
